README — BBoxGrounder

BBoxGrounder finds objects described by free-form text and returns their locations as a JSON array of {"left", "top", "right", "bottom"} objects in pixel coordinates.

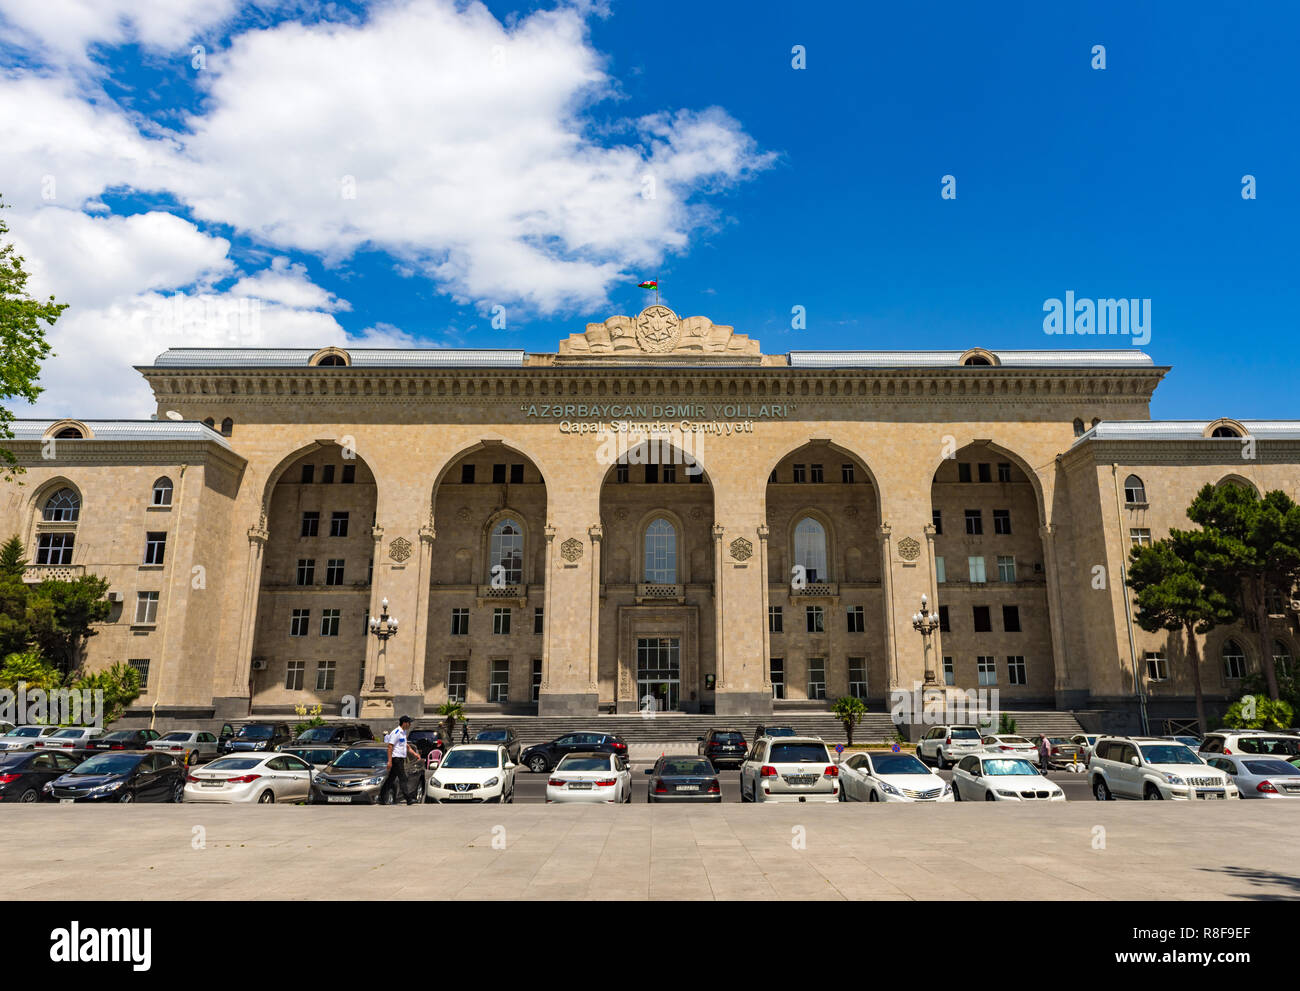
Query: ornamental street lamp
[
  {"left": 912, "top": 594, "right": 941, "bottom": 687},
  {"left": 367, "top": 596, "right": 399, "bottom": 691}
]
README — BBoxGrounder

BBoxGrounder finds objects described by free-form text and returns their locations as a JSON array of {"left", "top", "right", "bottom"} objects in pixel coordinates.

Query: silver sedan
[
  {"left": 1205, "top": 755, "right": 1300, "bottom": 799},
  {"left": 147, "top": 729, "right": 221, "bottom": 765}
]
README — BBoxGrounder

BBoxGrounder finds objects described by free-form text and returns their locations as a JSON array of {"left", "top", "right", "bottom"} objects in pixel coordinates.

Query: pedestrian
[
  {"left": 1037, "top": 733, "right": 1050, "bottom": 774},
  {"left": 384, "top": 716, "right": 421, "bottom": 805},
  {"left": 460, "top": 720, "right": 470, "bottom": 744}
]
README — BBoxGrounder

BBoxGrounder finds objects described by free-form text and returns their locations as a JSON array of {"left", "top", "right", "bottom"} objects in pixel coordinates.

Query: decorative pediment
[{"left": 557, "top": 306, "right": 761, "bottom": 358}]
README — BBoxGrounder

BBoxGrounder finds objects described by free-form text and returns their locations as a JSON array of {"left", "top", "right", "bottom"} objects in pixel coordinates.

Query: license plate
[
  {"left": 784, "top": 775, "right": 816, "bottom": 785},
  {"left": 200, "top": 780, "right": 224, "bottom": 787},
  {"left": 59, "top": 798, "right": 74, "bottom": 804},
  {"left": 1197, "top": 790, "right": 1225, "bottom": 799},
  {"left": 676, "top": 785, "right": 699, "bottom": 792},
  {"left": 568, "top": 782, "right": 592, "bottom": 790},
  {"left": 327, "top": 796, "right": 351, "bottom": 803},
  {"left": 446, "top": 793, "right": 473, "bottom": 800}
]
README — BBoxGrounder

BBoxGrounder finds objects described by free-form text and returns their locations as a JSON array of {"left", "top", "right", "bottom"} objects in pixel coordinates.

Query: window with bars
[{"left": 128, "top": 658, "right": 150, "bottom": 690}]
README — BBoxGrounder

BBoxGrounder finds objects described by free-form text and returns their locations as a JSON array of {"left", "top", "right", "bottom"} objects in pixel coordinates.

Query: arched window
[
  {"left": 1274, "top": 640, "right": 1293, "bottom": 679},
  {"left": 1222, "top": 639, "right": 1247, "bottom": 680},
  {"left": 317, "top": 354, "right": 346, "bottom": 366},
  {"left": 1123, "top": 474, "right": 1147, "bottom": 504},
  {"left": 643, "top": 517, "right": 677, "bottom": 584},
  {"left": 152, "top": 477, "right": 173, "bottom": 507},
  {"left": 54, "top": 427, "right": 83, "bottom": 439},
  {"left": 794, "top": 517, "right": 828, "bottom": 583},
  {"left": 1211, "top": 426, "right": 1240, "bottom": 438},
  {"left": 221, "top": 417, "right": 234, "bottom": 437},
  {"left": 202, "top": 418, "right": 215, "bottom": 430},
  {"left": 1072, "top": 419, "right": 1085, "bottom": 437},
  {"left": 963, "top": 355, "right": 991, "bottom": 366},
  {"left": 489, "top": 519, "right": 523, "bottom": 586},
  {"left": 42, "top": 488, "right": 80, "bottom": 522}
]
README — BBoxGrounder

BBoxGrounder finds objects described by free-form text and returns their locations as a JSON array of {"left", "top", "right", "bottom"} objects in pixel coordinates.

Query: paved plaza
[{"left": 3, "top": 802, "right": 1296, "bottom": 901}]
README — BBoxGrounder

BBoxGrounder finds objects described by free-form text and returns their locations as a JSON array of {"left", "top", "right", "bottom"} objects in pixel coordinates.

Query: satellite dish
[{"left": 165, "top": 411, "right": 183, "bottom": 421}]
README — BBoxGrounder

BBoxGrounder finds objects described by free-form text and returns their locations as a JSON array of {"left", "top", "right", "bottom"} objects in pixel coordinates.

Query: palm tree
[
  {"left": 832, "top": 695, "right": 868, "bottom": 746},
  {"left": 437, "top": 700, "right": 465, "bottom": 743}
]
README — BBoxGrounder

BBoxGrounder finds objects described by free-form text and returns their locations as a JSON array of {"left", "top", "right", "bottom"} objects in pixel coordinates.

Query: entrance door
[{"left": 636, "top": 637, "right": 681, "bottom": 712}]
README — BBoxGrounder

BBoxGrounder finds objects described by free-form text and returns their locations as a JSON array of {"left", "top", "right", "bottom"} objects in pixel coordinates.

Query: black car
[
  {"left": 472, "top": 726, "right": 521, "bottom": 763},
  {"left": 698, "top": 728, "right": 748, "bottom": 768},
  {"left": 87, "top": 728, "right": 162, "bottom": 752},
  {"left": 520, "top": 732, "right": 629, "bottom": 773},
  {"left": 408, "top": 729, "right": 450, "bottom": 764},
  {"left": 287, "top": 723, "right": 375, "bottom": 747},
  {"left": 223, "top": 722, "right": 293, "bottom": 754},
  {"left": 755, "top": 724, "right": 797, "bottom": 740},
  {"left": 45, "top": 751, "right": 186, "bottom": 803},
  {"left": 645, "top": 755, "right": 722, "bottom": 803},
  {"left": 0, "top": 749, "right": 85, "bottom": 802}
]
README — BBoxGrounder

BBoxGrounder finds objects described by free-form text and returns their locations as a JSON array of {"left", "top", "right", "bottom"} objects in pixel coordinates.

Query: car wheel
[
  {"left": 952, "top": 780, "right": 961, "bottom": 801},
  {"left": 187, "top": 750, "right": 199, "bottom": 767},
  {"left": 1093, "top": 777, "right": 1112, "bottom": 801},
  {"left": 739, "top": 775, "right": 749, "bottom": 803},
  {"left": 171, "top": 780, "right": 184, "bottom": 803},
  {"left": 915, "top": 745, "right": 923, "bottom": 760},
  {"left": 984, "top": 791, "right": 996, "bottom": 801},
  {"left": 867, "top": 789, "right": 878, "bottom": 802},
  {"left": 1144, "top": 783, "right": 1163, "bottom": 800},
  {"left": 528, "top": 755, "right": 548, "bottom": 773},
  {"left": 936, "top": 752, "right": 947, "bottom": 771},
  {"left": 119, "top": 789, "right": 134, "bottom": 804},
  {"left": 838, "top": 784, "right": 847, "bottom": 802},
  {"left": 19, "top": 788, "right": 38, "bottom": 803},
  {"left": 258, "top": 789, "right": 275, "bottom": 804}
]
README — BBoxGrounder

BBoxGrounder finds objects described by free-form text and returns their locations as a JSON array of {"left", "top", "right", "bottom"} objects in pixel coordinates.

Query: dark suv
[
  {"left": 520, "top": 732, "right": 629, "bottom": 773},
  {"left": 223, "top": 722, "right": 293, "bottom": 754},
  {"left": 698, "top": 728, "right": 747, "bottom": 768},
  {"left": 472, "top": 727, "right": 522, "bottom": 763},
  {"left": 288, "top": 723, "right": 375, "bottom": 747}
]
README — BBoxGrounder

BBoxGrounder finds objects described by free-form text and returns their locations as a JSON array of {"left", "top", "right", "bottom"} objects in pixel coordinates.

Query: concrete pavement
[{"left": 2, "top": 802, "right": 1297, "bottom": 901}]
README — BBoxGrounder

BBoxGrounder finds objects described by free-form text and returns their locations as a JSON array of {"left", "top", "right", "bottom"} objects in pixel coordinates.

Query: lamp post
[
  {"left": 912, "top": 594, "right": 941, "bottom": 687},
  {"left": 367, "top": 596, "right": 399, "bottom": 691}
]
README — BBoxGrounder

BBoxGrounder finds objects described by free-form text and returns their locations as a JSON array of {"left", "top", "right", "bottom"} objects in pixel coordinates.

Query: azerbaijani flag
[{"left": 637, "top": 280, "right": 658, "bottom": 290}]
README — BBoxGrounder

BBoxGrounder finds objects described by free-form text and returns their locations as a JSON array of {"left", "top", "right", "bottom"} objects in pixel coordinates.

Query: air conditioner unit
[
  {"left": 251, "top": 658, "right": 268, "bottom": 671},
  {"left": 106, "top": 591, "right": 123, "bottom": 603}
]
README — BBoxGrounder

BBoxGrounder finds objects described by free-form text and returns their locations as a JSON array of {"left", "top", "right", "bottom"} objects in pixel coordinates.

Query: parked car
[
  {"left": 310, "top": 744, "right": 401, "bottom": 804},
  {"left": 185, "top": 753, "right": 315, "bottom": 804},
  {"left": 1069, "top": 733, "right": 1102, "bottom": 762},
  {"left": 86, "top": 728, "right": 161, "bottom": 752},
  {"left": 952, "top": 754, "right": 1065, "bottom": 802},
  {"left": 1089, "top": 736, "right": 1237, "bottom": 801},
  {"left": 697, "top": 728, "right": 747, "bottom": 769},
  {"left": 0, "top": 726, "right": 60, "bottom": 751},
  {"left": 426, "top": 744, "right": 516, "bottom": 804},
  {"left": 981, "top": 734, "right": 1039, "bottom": 764},
  {"left": 278, "top": 743, "right": 348, "bottom": 769},
  {"left": 520, "top": 732, "right": 629, "bottom": 773},
  {"left": 1163, "top": 735, "right": 1202, "bottom": 749},
  {"left": 223, "top": 722, "right": 293, "bottom": 754},
  {"left": 753, "top": 724, "right": 797, "bottom": 740},
  {"left": 916, "top": 724, "right": 983, "bottom": 769},
  {"left": 147, "top": 730, "right": 221, "bottom": 765},
  {"left": 1040, "top": 737, "right": 1086, "bottom": 769},
  {"left": 0, "top": 749, "right": 85, "bottom": 802},
  {"left": 645, "top": 755, "right": 722, "bottom": 803},
  {"left": 739, "top": 736, "right": 839, "bottom": 803},
  {"left": 1199, "top": 730, "right": 1300, "bottom": 758},
  {"left": 546, "top": 751, "right": 632, "bottom": 804},
  {"left": 409, "top": 729, "right": 450, "bottom": 768},
  {"left": 286, "top": 723, "right": 374, "bottom": 747},
  {"left": 44, "top": 751, "right": 185, "bottom": 803},
  {"left": 36, "top": 727, "right": 104, "bottom": 751},
  {"left": 1204, "top": 754, "right": 1300, "bottom": 799},
  {"left": 838, "top": 750, "right": 951, "bottom": 802},
  {"left": 471, "top": 727, "right": 521, "bottom": 764}
]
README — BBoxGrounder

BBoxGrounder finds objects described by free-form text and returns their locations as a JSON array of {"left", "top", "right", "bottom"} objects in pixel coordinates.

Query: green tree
[
  {"left": 1127, "top": 532, "right": 1237, "bottom": 735},
  {"left": 832, "top": 695, "right": 867, "bottom": 745},
  {"left": 25, "top": 575, "right": 111, "bottom": 674},
  {"left": 71, "top": 662, "right": 141, "bottom": 725},
  {"left": 436, "top": 700, "right": 465, "bottom": 743},
  {"left": 1185, "top": 484, "right": 1300, "bottom": 701},
  {"left": 997, "top": 712, "right": 1018, "bottom": 735},
  {"left": 0, "top": 535, "right": 30, "bottom": 658},
  {"left": 0, "top": 650, "right": 63, "bottom": 692},
  {"left": 0, "top": 535, "right": 25, "bottom": 578},
  {"left": 0, "top": 197, "right": 66, "bottom": 479}
]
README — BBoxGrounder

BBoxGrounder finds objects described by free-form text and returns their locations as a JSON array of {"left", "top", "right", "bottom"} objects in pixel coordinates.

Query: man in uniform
[{"left": 384, "top": 716, "right": 421, "bottom": 805}]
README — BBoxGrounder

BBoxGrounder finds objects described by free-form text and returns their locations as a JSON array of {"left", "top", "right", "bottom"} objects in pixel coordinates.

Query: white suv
[
  {"left": 739, "top": 736, "right": 839, "bottom": 803},
  {"left": 1089, "top": 736, "right": 1238, "bottom": 801},
  {"left": 916, "top": 724, "right": 983, "bottom": 769},
  {"left": 1198, "top": 730, "right": 1300, "bottom": 760}
]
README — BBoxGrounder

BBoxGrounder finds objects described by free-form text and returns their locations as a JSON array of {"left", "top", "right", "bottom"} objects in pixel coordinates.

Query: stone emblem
[
  {"left": 634, "top": 305, "right": 682, "bottom": 353},
  {"left": 388, "top": 536, "right": 412, "bottom": 563},
  {"left": 560, "top": 537, "right": 583, "bottom": 562},
  {"left": 898, "top": 536, "right": 922, "bottom": 561},
  {"left": 456, "top": 506, "right": 471, "bottom": 522},
  {"left": 729, "top": 537, "right": 753, "bottom": 562}
]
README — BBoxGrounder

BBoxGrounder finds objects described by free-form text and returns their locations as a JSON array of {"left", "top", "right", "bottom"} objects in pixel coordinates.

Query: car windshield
[
  {"left": 441, "top": 750, "right": 500, "bottom": 769},
  {"left": 981, "top": 758, "right": 1037, "bottom": 776},
  {"left": 52, "top": 729, "right": 84, "bottom": 738},
  {"left": 1237, "top": 737, "right": 1300, "bottom": 756},
  {"left": 71, "top": 754, "right": 142, "bottom": 775},
  {"left": 474, "top": 731, "right": 507, "bottom": 742},
  {"left": 9, "top": 727, "right": 43, "bottom": 738},
  {"left": 769, "top": 743, "right": 830, "bottom": 763},
  {"left": 159, "top": 732, "right": 192, "bottom": 742},
  {"left": 1243, "top": 759, "right": 1300, "bottom": 776},
  {"left": 950, "top": 728, "right": 980, "bottom": 740},
  {"left": 295, "top": 728, "right": 336, "bottom": 741},
  {"left": 712, "top": 732, "right": 744, "bottom": 742},
  {"left": 1139, "top": 745, "right": 1202, "bottom": 765},
  {"left": 661, "top": 759, "right": 713, "bottom": 775},
  {"left": 235, "top": 725, "right": 274, "bottom": 739},
  {"left": 557, "top": 756, "right": 612, "bottom": 772},
  {"left": 870, "top": 754, "right": 930, "bottom": 775},
  {"left": 766, "top": 727, "right": 796, "bottom": 737},
  {"left": 206, "top": 758, "right": 263, "bottom": 772},
  {"left": 330, "top": 749, "right": 387, "bottom": 769},
  {"left": 994, "top": 737, "right": 1030, "bottom": 744}
]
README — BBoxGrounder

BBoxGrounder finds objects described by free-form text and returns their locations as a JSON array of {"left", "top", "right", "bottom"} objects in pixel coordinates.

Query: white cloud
[{"left": 228, "top": 257, "right": 350, "bottom": 312}]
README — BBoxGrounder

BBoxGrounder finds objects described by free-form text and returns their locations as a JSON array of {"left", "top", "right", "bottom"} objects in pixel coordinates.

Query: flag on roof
[{"left": 637, "top": 280, "right": 657, "bottom": 290}]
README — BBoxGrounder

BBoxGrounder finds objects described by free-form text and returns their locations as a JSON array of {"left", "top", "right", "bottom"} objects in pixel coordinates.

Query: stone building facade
[{"left": 2, "top": 307, "right": 1296, "bottom": 728}]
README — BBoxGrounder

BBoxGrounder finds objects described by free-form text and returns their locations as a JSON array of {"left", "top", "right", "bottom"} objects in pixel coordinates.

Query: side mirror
[
  {"left": 504, "top": 762, "right": 516, "bottom": 770},
  {"left": 1129, "top": 756, "right": 1140, "bottom": 767}
]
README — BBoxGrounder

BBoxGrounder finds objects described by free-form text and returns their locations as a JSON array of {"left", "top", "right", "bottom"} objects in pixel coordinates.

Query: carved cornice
[
  {"left": 1062, "top": 438, "right": 1300, "bottom": 469},
  {"left": 3, "top": 439, "right": 246, "bottom": 473}
]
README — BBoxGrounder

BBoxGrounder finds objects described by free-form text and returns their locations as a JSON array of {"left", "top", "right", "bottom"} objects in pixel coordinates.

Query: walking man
[
  {"left": 1037, "top": 733, "right": 1051, "bottom": 774},
  {"left": 460, "top": 720, "right": 470, "bottom": 744},
  {"left": 385, "top": 716, "right": 421, "bottom": 805}
]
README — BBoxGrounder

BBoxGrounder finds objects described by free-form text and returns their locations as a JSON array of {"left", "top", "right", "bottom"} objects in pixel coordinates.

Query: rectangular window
[
  {"left": 939, "top": 605, "right": 950, "bottom": 632},
  {"left": 841, "top": 463, "right": 855, "bottom": 483},
  {"left": 492, "top": 463, "right": 506, "bottom": 484},
  {"left": 301, "top": 512, "right": 319, "bottom": 538},
  {"left": 932, "top": 508, "right": 942, "bottom": 535},
  {"left": 285, "top": 660, "right": 305, "bottom": 691},
  {"left": 290, "top": 608, "right": 310, "bottom": 637},
  {"left": 645, "top": 463, "right": 659, "bottom": 484},
  {"left": 461, "top": 464, "right": 476, "bottom": 484},
  {"left": 792, "top": 463, "right": 806, "bottom": 483},
  {"left": 532, "top": 659, "right": 542, "bottom": 703},
  {"left": 316, "top": 660, "right": 336, "bottom": 691},
  {"left": 489, "top": 660, "right": 510, "bottom": 703},
  {"left": 341, "top": 464, "right": 356, "bottom": 484},
  {"left": 320, "top": 609, "right": 341, "bottom": 637},
  {"left": 662, "top": 463, "right": 677, "bottom": 484},
  {"left": 972, "top": 606, "right": 992, "bottom": 633},
  {"left": 296, "top": 559, "right": 315, "bottom": 586},
  {"left": 134, "top": 591, "right": 159, "bottom": 625},
  {"left": 300, "top": 464, "right": 314, "bottom": 484},
  {"left": 448, "top": 660, "right": 468, "bottom": 702},
  {"left": 1002, "top": 605, "right": 1021, "bottom": 632},
  {"left": 128, "top": 658, "right": 150, "bottom": 690},
  {"left": 450, "top": 608, "right": 469, "bottom": 636},
  {"left": 805, "top": 605, "right": 824, "bottom": 633},
  {"left": 846, "top": 605, "right": 864, "bottom": 633},
  {"left": 1224, "top": 651, "right": 1246, "bottom": 680},
  {"left": 534, "top": 606, "right": 544, "bottom": 635},
  {"left": 848, "top": 657, "right": 867, "bottom": 700},
  {"left": 807, "top": 657, "right": 826, "bottom": 700},
  {"left": 935, "top": 556, "right": 946, "bottom": 583},
  {"left": 493, "top": 607, "right": 511, "bottom": 635},
  {"left": 810, "top": 464, "right": 824, "bottom": 483},
  {"left": 968, "top": 556, "right": 986, "bottom": 583},
  {"left": 997, "top": 462, "right": 1012, "bottom": 482},
  {"left": 1130, "top": 528, "right": 1151, "bottom": 546},
  {"left": 997, "top": 555, "right": 1016, "bottom": 582},
  {"left": 965, "top": 509, "right": 982, "bottom": 535},
  {"left": 993, "top": 509, "right": 1011, "bottom": 535},
  {"left": 1145, "top": 651, "right": 1169, "bottom": 682},
  {"left": 321, "top": 465, "right": 335, "bottom": 484},
  {"left": 1007, "top": 655, "right": 1026, "bottom": 686},
  {"left": 143, "top": 532, "right": 166, "bottom": 566},
  {"left": 616, "top": 463, "right": 629, "bottom": 484},
  {"left": 510, "top": 463, "right": 524, "bottom": 484},
  {"left": 330, "top": 512, "right": 349, "bottom": 537},
  {"left": 325, "top": 559, "right": 345, "bottom": 586},
  {"left": 978, "top": 462, "right": 992, "bottom": 483},
  {"left": 942, "top": 656, "right": 955, "bottom": 686},
  {"left": 770, "top": 657, "right": 785, "bottom": 699},
  {"left": 958, "top": 463, "right": 972, "bottom": 483},
  {"left": 977, "top": 655, "right": 997, "bottom": 686},
  {"left": 152, "top": 480, "right": 172, "bottom": 506},
  {"left": 769, "top": 606, "right": 783, "bottom": 633},
  {"left": 36, "top": 533, "right": 75, "bottom": 565}
]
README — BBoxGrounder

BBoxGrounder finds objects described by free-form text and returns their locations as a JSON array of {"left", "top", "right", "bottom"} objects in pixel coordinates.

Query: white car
[
  {"left": 35, "top": 727, "right": 103, "bottom": 750},
  {"left": 147, "top": 730, "right": 221, "bottom": 765},
  {"left": 952, "top": 754, "right": 1066, "bottom": 801},
  {"left": 739, "top": 735, "right": 839, "bottom": 803},
  {"left": 0, "top": 726, "right": 60, "bottom": 751},
  {"left": 426, "top": 743, "right": 516, "bottom": 804},
  {"left": 916, "top": 724, "right": 984, "bottom": 769},
  {"left": 981, "top": 734, "right": 1041, "bottom": 764},
  {"left": 183, "top": 753, "right": 314, "bottom": 804},
  {"left": 838, "top": 750, "right": 952, "bottom": 802},
  {"left": 546, "top": 751, "right": 632, "bottom": 804},
  {"left": 1089, "top": 737, "right": 1238, "bottom": 801},
  {"left": 1203, "top": 754, "right": 1300, "bottom": 799}
]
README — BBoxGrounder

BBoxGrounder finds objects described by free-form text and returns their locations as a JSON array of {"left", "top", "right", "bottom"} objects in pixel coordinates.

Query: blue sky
[{"left": 1, "top": 0, "right": 1295, "bottom": 417}]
